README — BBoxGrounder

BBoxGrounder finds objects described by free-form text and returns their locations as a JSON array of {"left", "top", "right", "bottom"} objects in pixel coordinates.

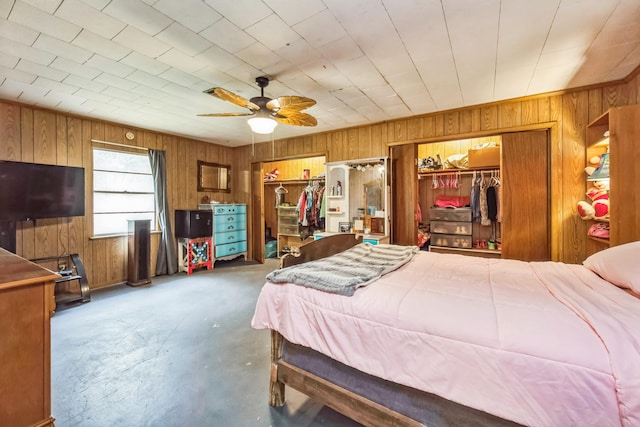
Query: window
[{"left": 93, "top": 148, "right": 155, "bottom": 236}]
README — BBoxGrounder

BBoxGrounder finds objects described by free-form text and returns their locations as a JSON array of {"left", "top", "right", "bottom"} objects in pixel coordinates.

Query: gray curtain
[{"left": 149, "top": 149, "right": 177, "bottom": 275}]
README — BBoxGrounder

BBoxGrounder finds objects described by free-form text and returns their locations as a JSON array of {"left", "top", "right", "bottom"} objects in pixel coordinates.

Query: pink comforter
[{"left": 251, "top": 252, "right": 640, "bottom": 426}]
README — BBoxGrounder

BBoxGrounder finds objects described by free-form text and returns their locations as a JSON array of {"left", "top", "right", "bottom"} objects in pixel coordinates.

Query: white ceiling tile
[
  {"left": 0, "top": 35, "right": 55, "bottom": 65},
  {"left": 157, "top": 48, "right": 207, "bottom": 74},
  {"left": 292, "top": 9, "right": 345, "bottom": 48},
  {"left": 245, "top": 13, "right": 301, "bottom": 51},
  {"left": 158, "top": 66, "right": 201, "bottom": 88},
  {"left": 130, "top": 85, "right": 171, "bottom": 102},
  {"left": 155, "top": 22, "right": 211, "bottom": 57},
  {"left": 196, "top": 45, "right": 244, "bottom": 72},
  {"left": 14, "top": 79, "right": 49, "bottom": 100},
  {"left": 127, "top": 69, "right": 169, "bottom": 89},
  {"left": 85, "top": 54, "right": 135, "bottom": 78},
  {"left": 317, "top": 36, "right": 362, "bottom": 63},
  {"left": 78, "top": 0, "right": 111, "bottom": 10},
  {"left": 55, "top": 0, "right": 126, "bottom": 38},
  {"left": 20, "top": 0, "right": 62, "bottom": 14},
  {"left": 199, "top": 18, "right": 256, "bottom": 54},
  {"left": 0, "top": 19, "right": 39, "bottom": 44},
  {"left": 50, "top": 56, "right": 101, "bottom": 79},
  {"left": 0, "top": 51, "right": 19, "bottom": 68},
  {"left": 274, "top": 38, "right": 319, "bottom": 64},
  {"left": 16, "top": 58, "right": 68, "bottom": 81},
  {"left": 264, "top": 0, "right": 326, "bottom": 25},
  {"left": 0, "top": 78, "right": 34, "bottom": 98},
  {"left": 153, "top": 0, "right": 222, "bottom": 33},
  {"left": 120, "top": 51, "right": 171, "bottom": 76},
  {"left": 33, "top": 34, "right": 94, "bottom": 64},
  {"left": 94, "top": 72, "right": 137, "bottom": 91},
  {"left": 103, "top": 0, "right": 172, "bottom": 35},
  {"left": 334, "top": 55, "right": 385, "bottom": 89},
  {"left": 528, "top": 63, "right": 576, "bottom": 95},
  {"left": 103, "top": 86, "right": 138, "bottom": 101},
  {"left": 204, "top": 0, "right": 272, "bottom": 30},
  {"left": 544, "top": 0, "right": 617, "bottom": 53},
  {"left": 32, "top": 76, "right": 78, "bottom": 94},
  {"left": 48, "top": 92, "right": 88, "bottom": 108},
  {"left": 81, "top": 99, "right": 117, "bottom": 113},
  {"left": 235, "top": 41, "right": 282, "bottom": 69},
  {"left": 0, "top": 63, "right": 36, "bottom": 83},
  {"left": 0, "top": 1, "right": 13, "bottom": 18},
  {"left": 112, "top": 26, "right": 170, "bottom": 58},
  {"left": 9, "top": 1, "right": 81, "bottom": 42},
  {"left": 64, "top": 74, "right": 108, "bottom": 93}
]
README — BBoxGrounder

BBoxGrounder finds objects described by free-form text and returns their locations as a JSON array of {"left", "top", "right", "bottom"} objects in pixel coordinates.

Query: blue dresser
[{"left": 200, "top": 203, "right": 247, "bottom": 264}]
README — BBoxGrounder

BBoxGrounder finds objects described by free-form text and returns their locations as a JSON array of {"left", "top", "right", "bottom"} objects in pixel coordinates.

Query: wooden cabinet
[
  {"left": 586, "top": 104, "right": 640, "bottom": 255},
  {"left": 0, "top": 248, "right": 56, "bottom": 427}
]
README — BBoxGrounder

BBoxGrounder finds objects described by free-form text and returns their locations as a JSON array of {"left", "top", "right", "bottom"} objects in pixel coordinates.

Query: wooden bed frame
[
  {"left": 270, "top": 233, "right": 425, "bottom": 426},
  {"left": 267, "top": 233, "right": 523, "bottom": 427}
]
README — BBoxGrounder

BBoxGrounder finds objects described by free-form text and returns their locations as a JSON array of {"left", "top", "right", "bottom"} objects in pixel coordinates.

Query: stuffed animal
[{"left": 577, "top": 187, "right": 609, "bottom": 220}]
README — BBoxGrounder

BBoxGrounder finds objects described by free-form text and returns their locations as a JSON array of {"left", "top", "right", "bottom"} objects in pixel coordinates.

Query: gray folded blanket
[{"left": 265, "top": 243, "right": 419, "bottom": 296}]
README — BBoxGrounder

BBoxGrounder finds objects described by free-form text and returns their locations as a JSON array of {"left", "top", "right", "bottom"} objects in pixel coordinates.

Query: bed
[{"left": 251, "top": 234, "right": 640, "bottom": 427}]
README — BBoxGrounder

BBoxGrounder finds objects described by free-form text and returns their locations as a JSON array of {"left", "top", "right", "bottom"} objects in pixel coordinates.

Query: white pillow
[{"left": 583, "top": 241, "right": 640, "bottom": 294}]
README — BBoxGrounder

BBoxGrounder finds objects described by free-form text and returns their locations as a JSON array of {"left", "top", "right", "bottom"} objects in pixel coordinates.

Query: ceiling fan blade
[
  {"left": 266, "top": 96, "right": 316, "bottom": 112},
  {"left": 205, "top": 87, "right": 260, "bottom": 111},
  {"left": 274, "top": 112, "right": 318, "bottom": 127},
  {"left": 197, "top": 112, "right": 254, "bottom": 117}
]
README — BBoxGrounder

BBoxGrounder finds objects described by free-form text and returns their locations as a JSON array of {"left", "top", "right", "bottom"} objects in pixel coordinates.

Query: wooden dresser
[{"left": 0, "top": 248, "right": 57, "bottom": 427}]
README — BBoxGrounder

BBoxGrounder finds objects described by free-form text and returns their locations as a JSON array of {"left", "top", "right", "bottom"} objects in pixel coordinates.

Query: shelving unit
[{"left": 585, "top": 104, "right": 640, "bottom": 256}]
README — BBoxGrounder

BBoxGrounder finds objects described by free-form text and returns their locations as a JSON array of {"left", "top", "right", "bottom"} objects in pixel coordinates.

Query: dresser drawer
[
  {"left": 279, "top": 215, "right": 299, "bottom": 226},
  {"left": 429, "top": 208, "right": 472, "bottom": 222},
  {"left": 278, "top": 225, "right": 299, "bottom": 235},
  {"left": 277, "top": 206, "right": 298, "bottom": 217},
  {"left": 215, "top": 240, "right": 247, "bottom": 257},
  {"left": 430, "top": 233, "right": 473, "bottom": 249},
  {"left": 214, "top": 214, "right": 246, "bottom": 233},
  {"left": 214, "top": 230, "right": 246, "bottom": 245},
  {"left": 213, "top": 204, "right": 246, "bottom": 215},
  {"left": 430, "top": 220, "right": 472, "bottom": 235}
]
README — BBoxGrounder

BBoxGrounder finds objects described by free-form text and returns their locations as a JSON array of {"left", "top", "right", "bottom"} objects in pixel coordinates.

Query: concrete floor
[{"left": 51, "top": 258, "right": 362, "bottom": 427}]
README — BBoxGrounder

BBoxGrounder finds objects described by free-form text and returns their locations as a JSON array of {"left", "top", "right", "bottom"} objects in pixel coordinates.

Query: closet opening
[{"left": 250, "top": 155, "right": 326, "bottom": 262}]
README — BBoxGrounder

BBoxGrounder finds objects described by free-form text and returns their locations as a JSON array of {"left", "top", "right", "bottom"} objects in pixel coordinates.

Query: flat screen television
[{"left": 0, "top": 160, "right": 85, "bottom": 221}]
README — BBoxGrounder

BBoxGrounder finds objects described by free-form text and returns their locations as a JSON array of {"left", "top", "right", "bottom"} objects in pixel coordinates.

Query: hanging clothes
[
  {"left": 295, "top": 181, "right": 325, "bottom": 228},
  {"left": 471, "top": 172, "right": 482, "bottom": 223},
  {"left": 479, "top": 173, "right": 491, "bottom": 226}
]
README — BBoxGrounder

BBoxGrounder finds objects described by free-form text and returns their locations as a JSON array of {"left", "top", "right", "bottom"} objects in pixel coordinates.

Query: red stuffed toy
[{"left": 577, "top": 187, "right": 609, "bottom": 220}]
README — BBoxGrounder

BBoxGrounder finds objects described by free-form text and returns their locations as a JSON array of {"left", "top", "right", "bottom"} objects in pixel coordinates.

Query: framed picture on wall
[{"left": 339, "top": 222, "right": 352, "bottom": 233}]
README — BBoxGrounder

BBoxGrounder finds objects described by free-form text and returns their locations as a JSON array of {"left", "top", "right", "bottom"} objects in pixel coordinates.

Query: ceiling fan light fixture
[{"left": 247, "top": 116, "right": 278, "bottom": 134}]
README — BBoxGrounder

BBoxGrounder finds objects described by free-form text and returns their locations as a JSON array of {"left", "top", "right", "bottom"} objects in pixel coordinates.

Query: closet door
[
  {"left": 391, "top": 144, "right": 418, "bottom": 245},
  {"left": 501, "top": 130, "right": 550, "bottom": 261},
  {"left": 251, "top": 161, "right": 265, "bottom": 263}
]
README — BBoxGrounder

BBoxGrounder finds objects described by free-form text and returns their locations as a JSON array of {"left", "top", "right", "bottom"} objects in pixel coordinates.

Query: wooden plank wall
[
  {"left": 234, "top": 70, "right": 640, "bottom": 264},
  {"left": 0, "top": 102, "right": 234, "bottom": 289}
]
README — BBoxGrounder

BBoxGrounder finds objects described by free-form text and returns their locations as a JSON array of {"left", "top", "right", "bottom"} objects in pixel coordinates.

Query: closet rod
[
  {"left": 91, "top": 138, "right": 148, "bottom": 151},
  {"left": 419, "top": 168, "right": 499, "bottom": 177}
]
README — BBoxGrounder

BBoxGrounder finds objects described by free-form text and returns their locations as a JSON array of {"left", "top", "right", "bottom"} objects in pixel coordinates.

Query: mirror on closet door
[{"left": 198, "top": 160, "right": 231, "bottom": 192}]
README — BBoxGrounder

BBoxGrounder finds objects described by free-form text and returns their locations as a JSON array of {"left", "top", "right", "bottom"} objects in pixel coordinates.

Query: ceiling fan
[{"left": 198, "top": 76, "right": 317, "bottom": 134}]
